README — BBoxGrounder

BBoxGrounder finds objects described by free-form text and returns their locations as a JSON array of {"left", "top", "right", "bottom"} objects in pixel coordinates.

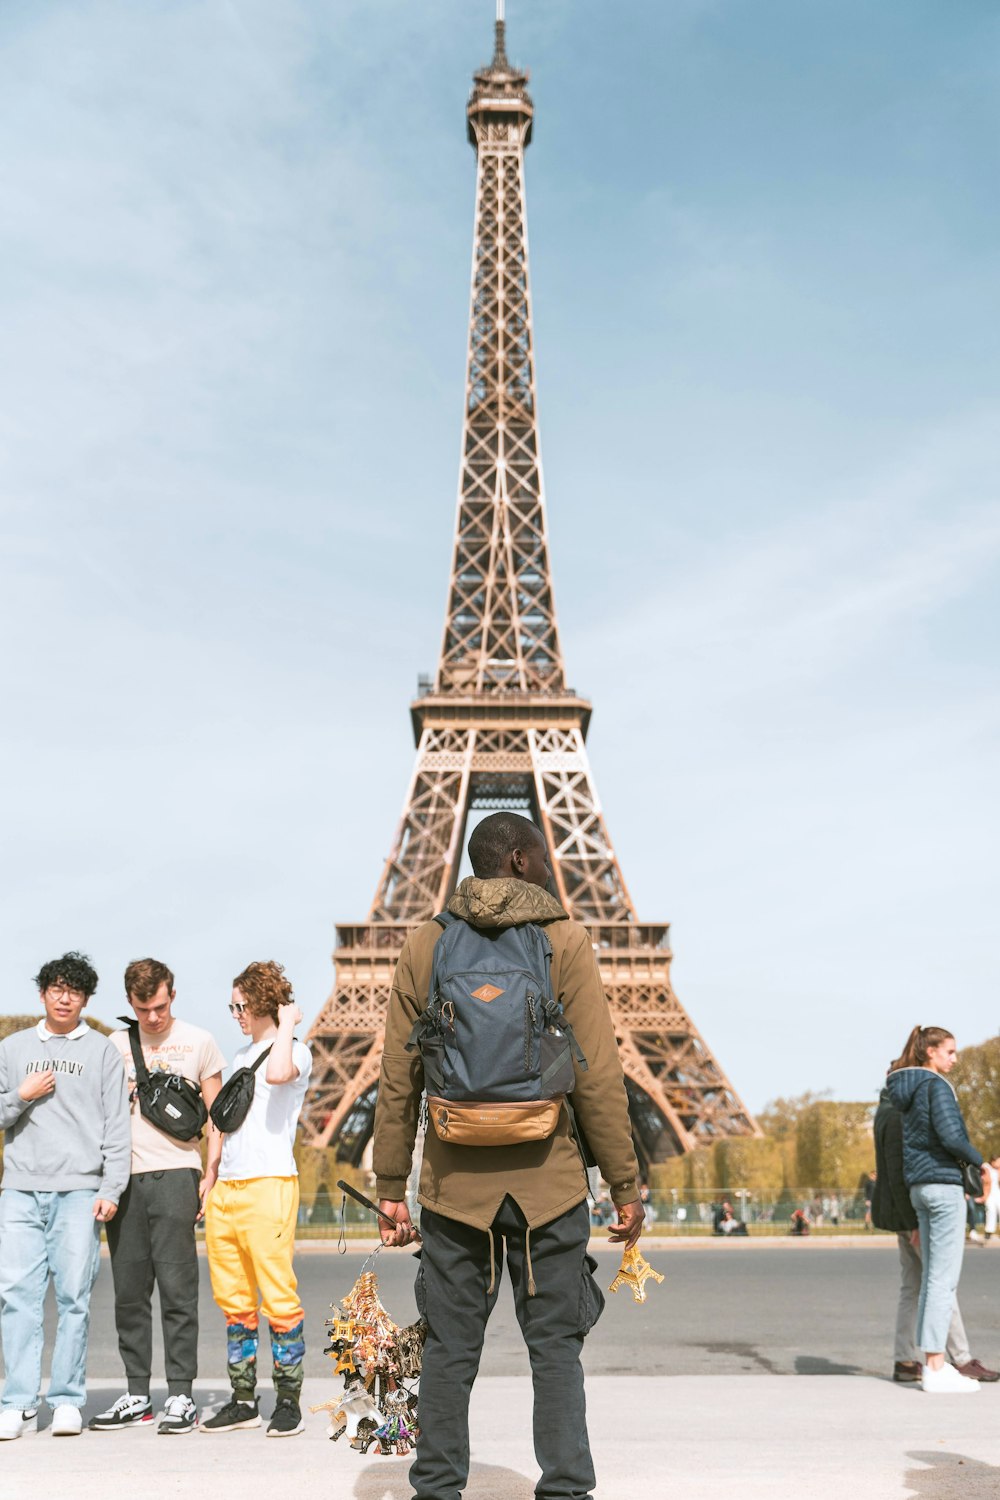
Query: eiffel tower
[{"left": 300, "top": 6, "right": 758, "bottom": 1171}]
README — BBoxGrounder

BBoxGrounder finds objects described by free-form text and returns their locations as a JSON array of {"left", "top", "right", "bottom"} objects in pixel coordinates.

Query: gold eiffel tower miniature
[{"left": 608, "top": 1247, "right": 665, "bottom": 1305}]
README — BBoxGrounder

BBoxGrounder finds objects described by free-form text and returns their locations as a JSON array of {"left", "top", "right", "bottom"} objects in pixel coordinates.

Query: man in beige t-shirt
[{"left": 89, "top": 959, "right": 225, "bottom": 1436}]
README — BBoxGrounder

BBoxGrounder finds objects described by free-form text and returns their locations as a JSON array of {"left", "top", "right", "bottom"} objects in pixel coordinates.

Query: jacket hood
[
  {"left": 886, "top": 1066, "right": 953, "bottom": 1112},
  {"left": 447, "top": 876, "right": 568, "bottom": 930}
]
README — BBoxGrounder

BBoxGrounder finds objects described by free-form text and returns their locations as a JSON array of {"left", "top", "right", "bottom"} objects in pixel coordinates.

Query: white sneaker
[
  {"left": 158, "top": 1394, "right": 198, "bottom": 1435},
  {"left": 922, "top": 1362, "right": 981, "bottom": 1394},
  {"left": 50, "top": 1405, "right": 83, "bottom": 1435},
  {"left": 968, "top": 1230, "right": 984, "bottom": 1244},
  {"left": 0, "top": 1408, "right": 38, "bottom": 1440}
]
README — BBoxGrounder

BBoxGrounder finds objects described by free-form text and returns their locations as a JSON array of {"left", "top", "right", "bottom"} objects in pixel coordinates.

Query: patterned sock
[
  {"left": 269, "top": 1319, "right": 305, "bottom": 1400},
  {"left": 226, "top": 1320, "right": 259, "bottom": 1401}
]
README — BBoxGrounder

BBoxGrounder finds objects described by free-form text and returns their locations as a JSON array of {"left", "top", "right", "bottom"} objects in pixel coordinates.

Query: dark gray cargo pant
[
  {"left": 410, "top": 1197, "right": 603, "bottom": 1500},
  {"left": 106, "top": 1167, "right": 200, "bottom": 1398}
]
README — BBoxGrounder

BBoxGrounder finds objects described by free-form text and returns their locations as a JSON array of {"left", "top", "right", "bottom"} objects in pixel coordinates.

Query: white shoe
[
  {"left": 968, "top": 1230, "right": 984, "bottom": 1244},
  {"left": 0, "top": 1408, "right": 38, "bottom": 1440},
  {"left": 922, "top": 1362, "right": 981, "bottom": 1394},
  {"left": 50, "top": 1405, "right": 83, "bottom": 1435}
]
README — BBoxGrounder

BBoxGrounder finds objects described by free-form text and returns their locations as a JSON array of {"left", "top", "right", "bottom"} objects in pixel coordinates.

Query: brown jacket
[{"left": 372, "top": 877, "right": 639, "bottom": 1232}]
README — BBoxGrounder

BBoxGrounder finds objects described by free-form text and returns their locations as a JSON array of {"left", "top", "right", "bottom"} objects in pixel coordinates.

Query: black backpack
[
  {"left": 406, "top": 913, "right": 587, "bottom": 1147},
  {"left": 209, "top": 1045, "right": 273, "bottom": 1134},
  {"left": 120, "top": 1019, "right": 207, "bottom": 1143}
]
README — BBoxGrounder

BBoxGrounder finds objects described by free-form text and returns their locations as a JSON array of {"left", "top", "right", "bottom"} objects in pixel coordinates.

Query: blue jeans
[
  {"left": 0, "top": 1189, "right": 102, "bottom": 1410},
  {"left": 910, "top": 1182, "right": 966, "bottom": 1356}
]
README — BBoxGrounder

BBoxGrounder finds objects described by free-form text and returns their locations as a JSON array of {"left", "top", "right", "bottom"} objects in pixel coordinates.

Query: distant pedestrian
[
  {"left": 887, "top": 1025, "right": 989, "bottom": 1394},
  {"left": 984, "top": 1159, "right": 1000, "bottom": 1242},
  {"left": 90, "top": 958, "right": 226, "bottom": 1435},
  {"left": 872, "top": 1079, "right": 997, "bottom": 1385},
  {"left": 0, "top": 953, "right": 130, "bottom": 1440},
  {"left": 202, "top": 961, "right": 312, "bottom": 1438},
  {"left": 789, "top": 1208, "right": 810, "bottom": 1236},
  {"left": 862, "top": 1172, "right": 876, "bottom": 1230},
  {"left": 717, "top": 1201, "right": 748, "bottom": 1237}
]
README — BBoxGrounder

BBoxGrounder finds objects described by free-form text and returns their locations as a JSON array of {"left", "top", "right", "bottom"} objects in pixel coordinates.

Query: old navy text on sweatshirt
[{"left": 0, "top": 1024, "right": 131, "bottom": 1202}]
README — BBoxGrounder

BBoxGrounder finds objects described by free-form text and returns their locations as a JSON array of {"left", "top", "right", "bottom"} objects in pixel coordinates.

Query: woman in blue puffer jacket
[{"left": 887, "top": 1025, "right": 988, "bottom": 1395}]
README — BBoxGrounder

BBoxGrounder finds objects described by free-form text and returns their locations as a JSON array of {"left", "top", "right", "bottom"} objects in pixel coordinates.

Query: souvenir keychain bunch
[{"left": 311, "top": 1182, "right": 426, "bottom": 1457}]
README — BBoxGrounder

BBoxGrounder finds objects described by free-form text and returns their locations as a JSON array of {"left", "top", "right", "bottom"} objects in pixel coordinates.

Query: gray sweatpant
[
  {"left": 106, "top": 1168, "right": 200, "bottom": 1398},
  {"left": 895, "top": 1231, "right": 970, "bottom": 1365}
]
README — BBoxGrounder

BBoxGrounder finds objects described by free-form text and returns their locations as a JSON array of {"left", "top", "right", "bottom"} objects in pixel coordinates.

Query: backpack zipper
[{"left": 525, "top": 992, "right": 537, "bottom": 1071}]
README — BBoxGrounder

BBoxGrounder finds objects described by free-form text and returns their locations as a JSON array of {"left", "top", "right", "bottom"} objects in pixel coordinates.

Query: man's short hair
[
  {"left": 124, "top": 957, "right": 175, "bottom": 1002},
  {"left": 33, "top": 951, "right": 99, "bottom": 999},
  {"left": 467, "top": 812, "right": 543, "bottom": 878},
  {"left": 233, "top": 960, "right": 293, "bottom": 1021}
]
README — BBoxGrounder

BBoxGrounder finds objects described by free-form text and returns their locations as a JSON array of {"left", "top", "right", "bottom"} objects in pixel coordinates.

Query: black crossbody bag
[
  {"left": 119, "top": 1018, "right": 207, "bottom": 1142},
  {"left": 209, "top": 1045, "right": 273, "bottom": 1134}
]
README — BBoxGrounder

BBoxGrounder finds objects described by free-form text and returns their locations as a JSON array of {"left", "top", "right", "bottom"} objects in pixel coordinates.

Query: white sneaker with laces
[
  {"left": 0, "top": 1409, "right": 38, "bottom": 1441},
  {"left": 87, "top": 1393, "right": 153, "bottom": 1431},
  {"left": 158, "top": 1395, "right": 198, "bottom": 1435},
  {"left": 50, "top": 1406, "right": 84, "bottom": 1436},
  {"left": 922, "top": 1362, "right": 981, "bottom": 1394}
]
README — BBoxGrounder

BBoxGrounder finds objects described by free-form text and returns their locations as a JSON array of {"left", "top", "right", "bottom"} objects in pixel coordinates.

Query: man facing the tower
[{"left": 373, "top": 811, "right": 643, "bottom": 1500}]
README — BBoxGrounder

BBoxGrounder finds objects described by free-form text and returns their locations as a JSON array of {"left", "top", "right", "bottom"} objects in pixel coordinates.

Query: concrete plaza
[{"left": 2, "top": 1238, "right": 999, "bottom": 1498}]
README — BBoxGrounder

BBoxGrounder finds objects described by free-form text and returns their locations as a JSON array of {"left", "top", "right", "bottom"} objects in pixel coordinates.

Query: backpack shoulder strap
[
  {"left": 433, "top": 910, "right": 458, "bottom": 929},
  {"left": 248, "top": 1044, "right": 274, "bottom": 1075},
  {"left": 118, "top": 1017, "right": 150, "bottom": 1086}
]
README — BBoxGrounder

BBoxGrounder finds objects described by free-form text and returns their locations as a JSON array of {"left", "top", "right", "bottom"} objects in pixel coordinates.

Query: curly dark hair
[
  {"left": 233, "top": 960, "right": 293, "bottom": 1021},
  {"left": 33, "top": 951, "right": 99, "bottom": 999}
]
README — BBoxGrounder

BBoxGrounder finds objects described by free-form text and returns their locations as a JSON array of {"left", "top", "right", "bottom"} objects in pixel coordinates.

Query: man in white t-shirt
[
  {"left": 90, "top": 959, "right": 225, "bottom": 1436},
  {"left": 202, "top": 960, "right": 312, "bottom": 1439}
]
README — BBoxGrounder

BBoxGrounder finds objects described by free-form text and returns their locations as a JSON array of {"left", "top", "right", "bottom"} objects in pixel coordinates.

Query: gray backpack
[{"left": 406, "top": 911, "right": 588, "bottom": 1147}]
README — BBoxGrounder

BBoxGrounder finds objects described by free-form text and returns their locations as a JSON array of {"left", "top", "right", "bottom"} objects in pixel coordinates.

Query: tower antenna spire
[{"left": 492, "top": 0, "right": 509, "bottom": 69}]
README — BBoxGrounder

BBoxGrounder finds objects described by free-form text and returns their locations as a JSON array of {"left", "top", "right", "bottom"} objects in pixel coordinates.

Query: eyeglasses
[
  {"left": 228, "top": 1002, "right": 247, "bottom": 1015},
  {"left": 46, "top": 985, "right": 85, "bottom": 1002}
]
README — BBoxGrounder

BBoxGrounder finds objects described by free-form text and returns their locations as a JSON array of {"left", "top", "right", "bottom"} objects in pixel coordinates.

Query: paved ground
[
  {"left": 1, "top": 1374, "right": 998, "bottom": 1499},
  {"left": 4, "top": 1238, "right": 1000, "bottom": 1497},
  {"left": 54, "top": 1236, "right": 1000, "bottom": 1379}
]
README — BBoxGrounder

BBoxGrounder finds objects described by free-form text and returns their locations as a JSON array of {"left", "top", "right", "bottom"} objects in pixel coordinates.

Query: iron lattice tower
[{"left": 301, "top": 12, "right": 758, "bottom": 1171}]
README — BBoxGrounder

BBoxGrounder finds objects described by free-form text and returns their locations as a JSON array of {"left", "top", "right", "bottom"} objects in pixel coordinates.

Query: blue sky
[{"left": 2, "top": 1, "right": 998, "bottom": 1113}]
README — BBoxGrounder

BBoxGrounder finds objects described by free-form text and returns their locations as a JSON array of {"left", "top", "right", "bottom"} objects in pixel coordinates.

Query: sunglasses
[{"left": 228, "top": 1002, "right": 248, "bottom": 1015}]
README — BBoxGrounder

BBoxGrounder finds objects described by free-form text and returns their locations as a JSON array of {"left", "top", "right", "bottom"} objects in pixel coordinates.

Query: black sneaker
[
  {"left": 88, "top": 1394, "right": 153, "bottom": 1431},
  {"left": 266, "top": 1398, "right": 303, "bottom": 1438},
  {"left": 201, "top": 1398, "right": 260, "bottom": 1433},
  {"left": 158, "top": 1395, "right": 198, "bottom": 1434}
]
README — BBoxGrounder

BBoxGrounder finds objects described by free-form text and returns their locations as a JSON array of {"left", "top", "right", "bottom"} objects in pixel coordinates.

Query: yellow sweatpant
[{"left": 204, "top": 1176, "right": 303, "bottom": 1333}]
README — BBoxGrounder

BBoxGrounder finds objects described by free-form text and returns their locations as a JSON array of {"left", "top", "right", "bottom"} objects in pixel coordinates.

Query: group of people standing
[
  {"left": 0, "top": 951, "right": 312, "bottom": 1439},
  {"left": 0, "top": 824, "right": 994, "bottom": 1500}
]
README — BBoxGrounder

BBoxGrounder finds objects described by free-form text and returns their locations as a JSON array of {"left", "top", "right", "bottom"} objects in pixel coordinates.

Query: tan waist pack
[{"left": 426, "top": 1095, "right": 565, "bottom": 1147}]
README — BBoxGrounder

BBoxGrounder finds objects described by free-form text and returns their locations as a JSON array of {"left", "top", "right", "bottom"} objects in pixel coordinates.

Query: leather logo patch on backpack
[{"left": 470, "top": 983, "right": 504, "bottom": 1003}]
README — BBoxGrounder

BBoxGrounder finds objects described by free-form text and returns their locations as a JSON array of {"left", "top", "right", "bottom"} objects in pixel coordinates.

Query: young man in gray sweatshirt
[{"left": 0, "top": 952, "right": 131, "bottom": 1440}]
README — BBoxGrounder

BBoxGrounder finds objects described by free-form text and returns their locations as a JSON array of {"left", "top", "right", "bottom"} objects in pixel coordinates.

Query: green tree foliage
[{"left": 953, "top": 1035, "right": 1000, "bottom": 1155}]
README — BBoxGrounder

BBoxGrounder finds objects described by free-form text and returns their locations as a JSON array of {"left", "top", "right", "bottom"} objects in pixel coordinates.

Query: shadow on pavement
[
  {"left": 905, "top": 1451, "right": 1000, "bottom": 1498},
  {"left": 354, "top": 1462, "right": 535, "bottom": 1499},
  {"left": 794, "top": 1355, "right": 864, "bottom": 1375}
]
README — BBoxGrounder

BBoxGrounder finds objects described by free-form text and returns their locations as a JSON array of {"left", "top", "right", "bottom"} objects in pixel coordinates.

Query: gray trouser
[
  {"left": 106, "top": 1168, "right": 200, "bottom": 1397},
  {"left": 410, "top": 1198, "right": 602, "bottom": 1500},
  {"left": 895, "top": 1230, "right": 970, "bottom": 1365}
]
